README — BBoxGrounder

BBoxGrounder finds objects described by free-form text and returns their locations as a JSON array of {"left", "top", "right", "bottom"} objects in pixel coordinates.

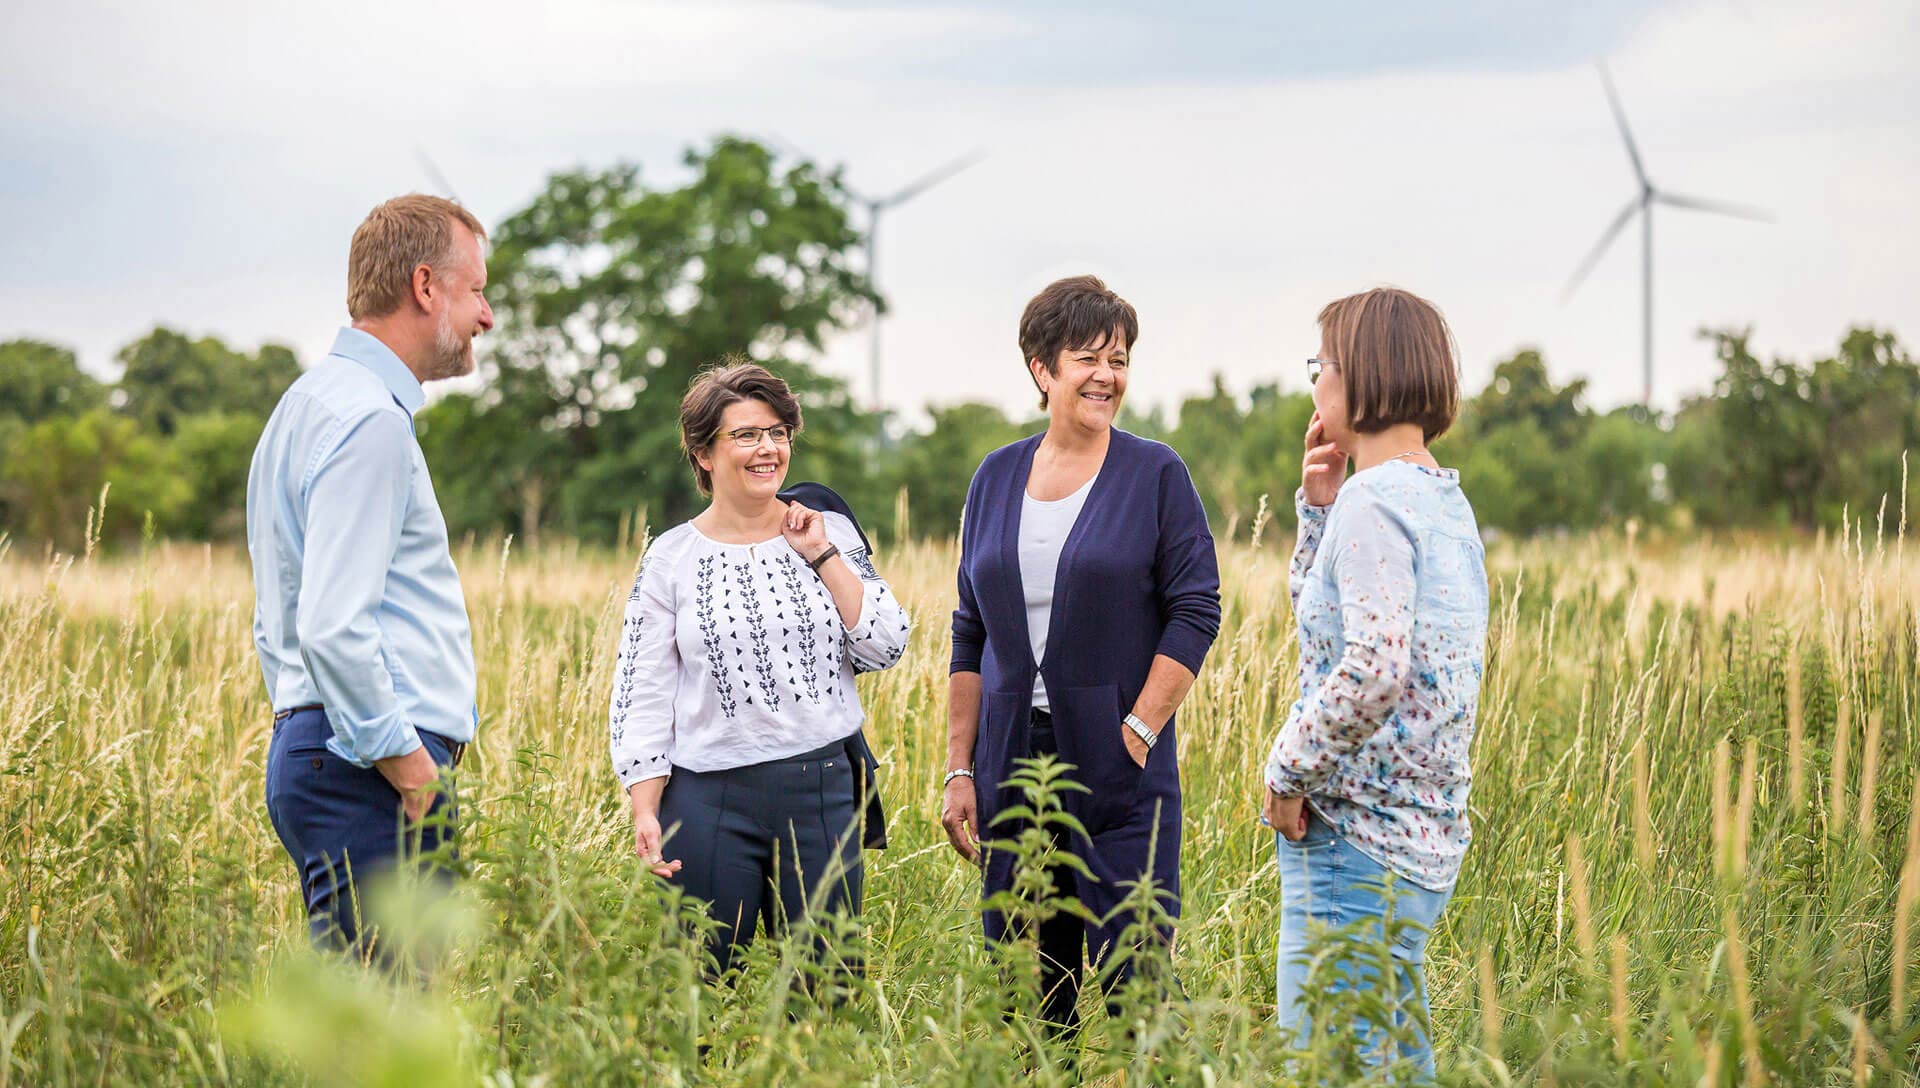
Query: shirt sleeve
[
  {"left": 950, "top": 473, "right": 986, "bottom": 675},
  {"left": 1265, "top": 488, "right": 1418, "bottom": 796},
  {"left": 294, "top": 410, "right": 420, "bottom": 767},
  {"left": 1290, "top": 487, "right": 1332, "bottom": 612},
  {"left": 610, "top": 543, "right": 680, "bottom": 789},
  {"left": 1151, "top": 454, "right": 1223, "bottom": 675},
  {"left": 825, "top": 513, "right": 912, "bottom": 674}
]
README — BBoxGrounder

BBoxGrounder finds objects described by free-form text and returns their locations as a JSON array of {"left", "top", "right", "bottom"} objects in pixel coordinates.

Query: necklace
[{"left": 1385, "top": 450, "right": 1429, "bottom": 464}]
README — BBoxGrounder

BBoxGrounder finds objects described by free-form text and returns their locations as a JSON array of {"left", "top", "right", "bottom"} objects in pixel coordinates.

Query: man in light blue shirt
[{"left": 248, "top": 193, "right": 494, "bottom": 954}]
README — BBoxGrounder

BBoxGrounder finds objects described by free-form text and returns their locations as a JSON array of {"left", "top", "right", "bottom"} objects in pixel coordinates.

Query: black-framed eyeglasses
[
  {"left": 715, "top": 424, "right": 795, "bottom": 448},
  {"left": 1307, "top": 357, "right": 1340, "bottom": 385}
]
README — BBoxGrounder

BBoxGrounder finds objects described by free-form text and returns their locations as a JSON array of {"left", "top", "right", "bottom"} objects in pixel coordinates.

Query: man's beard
[{"left": 425, "top": 310, "right": 475, "bottom": 381}]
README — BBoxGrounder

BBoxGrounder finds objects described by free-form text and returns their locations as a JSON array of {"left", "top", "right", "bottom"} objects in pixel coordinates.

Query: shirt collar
[{"left": 328, "top": 327, "right": 425, "bottom": 415}]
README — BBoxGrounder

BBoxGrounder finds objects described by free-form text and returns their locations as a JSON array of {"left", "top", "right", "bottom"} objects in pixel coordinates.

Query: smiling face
[
  {"left": 420, "top": 223, "right": 494, "bottom": 381},
  {"left": 694, "top": 398, "right": 791, "bottom": 504},
  {"left": 1034, "top": 326, "right": 1130, "bottom": 434}
]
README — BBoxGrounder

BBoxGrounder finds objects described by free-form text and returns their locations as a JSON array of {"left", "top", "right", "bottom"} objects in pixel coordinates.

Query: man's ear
[{"left": 410, "top": 263, "right": 436, "bottom": 313}]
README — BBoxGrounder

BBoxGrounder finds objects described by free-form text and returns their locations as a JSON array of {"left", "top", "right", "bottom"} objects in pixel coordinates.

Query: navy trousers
[
  {"left": 264, "top": 707, "right": 459, "bottom": 955},
  {"left": 658, "top": 736, "right": 864, "bottom": 977},
  {"left": 1003, "top": 711, "right": 1161, "bottom": 1038}
]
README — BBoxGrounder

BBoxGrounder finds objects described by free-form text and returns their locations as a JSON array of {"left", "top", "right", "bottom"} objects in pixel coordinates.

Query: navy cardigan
[{"left": 951, "top": 428, "right": 1222, "bottom": 942}]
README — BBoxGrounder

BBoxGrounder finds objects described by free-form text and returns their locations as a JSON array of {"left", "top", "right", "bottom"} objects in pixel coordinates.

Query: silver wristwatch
[
  {"left": 943, "top": 767, "right": 975, "bottom": 787},
  {"left": 1123, "top": 712, "right": 1157, "bottom": 749}
]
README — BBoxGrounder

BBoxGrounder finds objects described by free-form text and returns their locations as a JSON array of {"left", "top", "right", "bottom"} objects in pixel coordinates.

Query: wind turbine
[
  {"left": 415, "top": 148, "right": 462, "bottom": 204},
  {"left": 1563, "top": 63, "right": 1769, "bottom": 408},
  {"left": 847, "top": 151, "right": 984, "bottom": 412}
]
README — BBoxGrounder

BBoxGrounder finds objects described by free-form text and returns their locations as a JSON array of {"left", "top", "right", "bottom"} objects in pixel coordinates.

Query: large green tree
[
  {"left": 1671, "top": 327, "right": 1920, "bottom": 529},
  {"left": 0, "top": 340, "right": 106, "bottom": 424},
  {"left": 886, "top": 402, "right": 1033, "bottom": 540},
  {"left": 455, "top": 136, "right": 880, "bottom": 541},
  {"left": 116, "top": 329, "right": 300, "bottom": 436},
  {"left": 0, "top": 410, "right": 188, "bottom": 549},
  {"left": 0, "top": 340, "right": 109, "bottom": 529}
]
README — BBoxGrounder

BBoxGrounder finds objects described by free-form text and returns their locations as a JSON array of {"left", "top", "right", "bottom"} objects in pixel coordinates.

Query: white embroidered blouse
[{"left": 609, "top": 511, "right": 911, "bottom": 788}]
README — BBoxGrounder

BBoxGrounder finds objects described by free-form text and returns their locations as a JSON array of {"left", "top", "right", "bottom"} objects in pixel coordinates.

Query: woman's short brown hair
[
  {"left": 1317, "top": 287, "right": 1460, "bottom": 442},
  {"left": 679, "top": 360, "right": 804, "bottom": 495},
  {"left": 1018, "top": 275, "right": 1139, "bottom": 408}
]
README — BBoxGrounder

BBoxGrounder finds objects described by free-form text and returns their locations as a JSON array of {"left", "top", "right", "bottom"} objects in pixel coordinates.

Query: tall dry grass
[{"left": 0, "top": 521, "right": 1915, "bottom": 1084}]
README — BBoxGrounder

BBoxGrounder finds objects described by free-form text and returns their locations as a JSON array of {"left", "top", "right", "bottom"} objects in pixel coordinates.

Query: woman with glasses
[
  {"left": 609, "top": 362, "right": 911, "bottom": 976},
  {"left": 939, "top": 275, "right": 1222, "bottom": 1043},
  {"left": 1261, "top": 288, "right": 1488, "bottom": 1076}
]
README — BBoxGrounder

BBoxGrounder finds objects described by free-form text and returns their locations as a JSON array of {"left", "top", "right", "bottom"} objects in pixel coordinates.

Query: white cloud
[{"left": 0, "top": 0, "right": 1913, "bottom": 422}]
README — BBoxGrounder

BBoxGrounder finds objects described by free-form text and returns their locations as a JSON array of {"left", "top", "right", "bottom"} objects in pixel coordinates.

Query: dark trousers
[
  {"left": 1023, "top": 712, "right": 1101, "bottom": 1036},
  {"left": 264, "top": 707, "right": 459, "bottom": 956},
  {"left": 659, "top": 736, "right": 864, "bottom": 977}
]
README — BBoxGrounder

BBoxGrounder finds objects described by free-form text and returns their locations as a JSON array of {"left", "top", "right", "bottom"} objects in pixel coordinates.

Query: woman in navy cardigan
[{"left": 940, "top": 275, "right": 1222, "bottom": 1039}]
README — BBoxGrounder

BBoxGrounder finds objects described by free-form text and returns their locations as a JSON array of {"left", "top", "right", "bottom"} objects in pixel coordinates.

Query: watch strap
[{"left": 1123, "top": 712, "right": 1157, "bottom": 749}]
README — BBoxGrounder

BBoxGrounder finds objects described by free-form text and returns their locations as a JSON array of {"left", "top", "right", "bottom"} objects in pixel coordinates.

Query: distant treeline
[{"left": 2, "top": 138, "right": 1914, "bottom": 553}]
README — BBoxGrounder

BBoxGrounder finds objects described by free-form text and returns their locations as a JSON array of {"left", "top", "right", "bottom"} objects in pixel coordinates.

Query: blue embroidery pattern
[
  {"left": 738, "top": 558, "right": 781, "bottom": 712},
  {"left": 778, "top": 555, "right": 820, "bottom": 702},
  {"left": 695, "top": 555, "right": 737, "bottom": 719}
]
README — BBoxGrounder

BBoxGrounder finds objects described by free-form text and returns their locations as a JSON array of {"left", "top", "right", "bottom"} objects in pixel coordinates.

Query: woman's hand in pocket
[
  {"left": 1263, "top": 789, "right": 1308, "bottom": 841},
  {"left": 1121, "top": 720, "right": 1151, "bottom": 768}
]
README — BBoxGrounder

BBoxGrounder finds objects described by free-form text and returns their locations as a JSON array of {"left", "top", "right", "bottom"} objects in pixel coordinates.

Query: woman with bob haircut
[
  {"left": 1260, "top": 287, "right": 1489, "bottom": 1075},
  {"left": 940, "top": 275, "right": 1222, "bottom": 1041},
  {"left": 609, "top": 361, "right": 911, "bottom": 977}
]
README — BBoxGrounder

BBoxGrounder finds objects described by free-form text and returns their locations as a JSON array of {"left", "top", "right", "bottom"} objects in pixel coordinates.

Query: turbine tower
[
  {"left": 1564, "top": 64, "right": 1769, "bottom": 408},
  {"left": 848, "top": 151, "right": 984, "bottom": 412}
]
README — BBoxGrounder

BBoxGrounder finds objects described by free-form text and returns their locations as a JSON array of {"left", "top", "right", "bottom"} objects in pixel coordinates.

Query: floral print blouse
[{"left": 1263, "top": 461, "right": 1489, "bottom": 890}]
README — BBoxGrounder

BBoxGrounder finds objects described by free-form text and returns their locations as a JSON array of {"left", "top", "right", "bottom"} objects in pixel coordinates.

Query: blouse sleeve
[
  {"left": 1264, "top": 489, "right": 1417, "bottom": 796},
  {"left": 1290, "top": 487, "right": 1332, "bottom": 612},
  {"left": 825, "top": 513, "right": 912, "bottom": 674},
  {"left": 610, "top": 541, "right": 681, "bottom": 789},
  {"left": 1151, "top": 454, "right": 1223, "bottom": 675}
]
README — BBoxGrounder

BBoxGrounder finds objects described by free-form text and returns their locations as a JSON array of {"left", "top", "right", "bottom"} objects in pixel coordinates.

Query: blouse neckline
[{"left": 685, "top": 521, "right": 791, "bottom": 551}]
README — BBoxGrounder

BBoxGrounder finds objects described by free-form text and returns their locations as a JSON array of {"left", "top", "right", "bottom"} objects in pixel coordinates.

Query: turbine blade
[
  {"left": 1563, "top": 197, "right": 1643, "bottom": 301},
  {"left": 1655, "top": 190, "right": 1773, "bottom": 222},
  {"left": 1597, "top": 62, "right": 1648, "bottom": 186},
  {"left": 881, "top": 149, "right": 986, "bottom": 208},
  {"left": 415, "top": 148, "right": 461, "bottom": 204}
]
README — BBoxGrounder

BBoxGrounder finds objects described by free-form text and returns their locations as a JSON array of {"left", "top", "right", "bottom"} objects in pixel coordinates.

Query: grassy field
[{"left": 1, "top": 520, "right": 1916, "bottom": 1085}]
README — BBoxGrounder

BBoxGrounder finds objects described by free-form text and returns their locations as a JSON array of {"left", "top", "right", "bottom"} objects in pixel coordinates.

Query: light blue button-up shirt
[{"left": 246, "top": 327, "right": 478, "bottom": 766}]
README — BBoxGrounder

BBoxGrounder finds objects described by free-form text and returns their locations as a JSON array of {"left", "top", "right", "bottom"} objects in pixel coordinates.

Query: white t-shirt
[
  {"left": 1019, "top": 472, "right": 1098, "bottom": 710},
  {"left": 608, "top": 511, "right": 912, "bottom": 787}
]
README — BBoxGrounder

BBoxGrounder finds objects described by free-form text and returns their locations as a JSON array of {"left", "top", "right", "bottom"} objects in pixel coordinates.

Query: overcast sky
[{"left": 2, "top": 0, "right": 1914, "bottom": 420}]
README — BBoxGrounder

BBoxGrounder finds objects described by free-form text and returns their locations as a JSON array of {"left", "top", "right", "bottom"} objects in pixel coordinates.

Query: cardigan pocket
[
  {"left": 974, "top": 689, "right": 1030, "bottom": 829},
  {"left": 1050, "top": 683, "right": 1141, "bottom": 831}
]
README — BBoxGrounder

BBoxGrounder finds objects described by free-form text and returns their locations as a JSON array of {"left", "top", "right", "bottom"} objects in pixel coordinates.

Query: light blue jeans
[{"left": 1274, "top": 815, "right": 1454, "bottom": 1078}]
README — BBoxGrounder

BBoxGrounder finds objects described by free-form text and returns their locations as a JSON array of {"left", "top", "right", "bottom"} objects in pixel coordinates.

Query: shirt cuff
[
  {"left": 1155, "top": 625, "right": 1214, "bottom": 677},
  {"left": 615, "top": 753, "right": 673, "bottom": 790},
  {"left": 1264, "top": 752, "right": 1315, "bottom": 798},
  {"left": 1295, "top": 487, "right": 1332, "bottom": 521},
  {"left": 325, "top": 709, "right": 422, "bottom": 767}
]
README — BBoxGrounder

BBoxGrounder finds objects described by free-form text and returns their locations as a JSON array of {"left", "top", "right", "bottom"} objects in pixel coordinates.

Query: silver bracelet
[
  {"left": 943, "top": 767, "right": 975, "bottom": 787},
  {"left": 1123, "top": 712, "right": 1157, "bottom": 749}
]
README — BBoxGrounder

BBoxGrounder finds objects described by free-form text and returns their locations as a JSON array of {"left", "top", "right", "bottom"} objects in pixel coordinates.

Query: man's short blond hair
[{"left": 346, "top": 194, "right": 487, "bottom": 320}]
